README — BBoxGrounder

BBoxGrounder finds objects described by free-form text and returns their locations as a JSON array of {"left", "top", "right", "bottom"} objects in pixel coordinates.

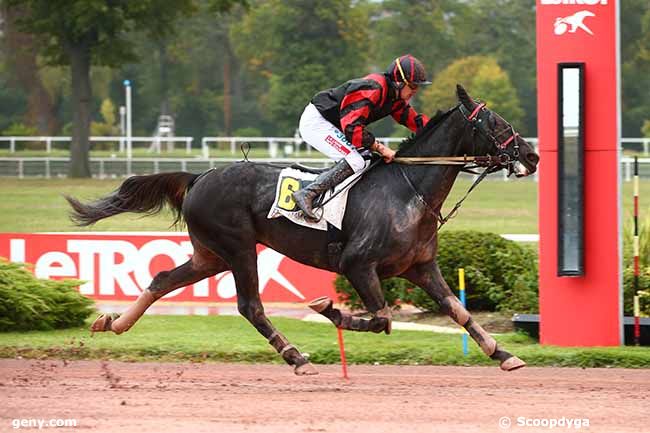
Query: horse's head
[{"left": 456, "top": 84, "right": 539, "bottom": 177}]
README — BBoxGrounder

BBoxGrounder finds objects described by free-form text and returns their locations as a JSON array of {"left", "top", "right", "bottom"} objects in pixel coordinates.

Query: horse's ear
[{"left": 456, "top": 84, "right": 475, "bottom": 111}]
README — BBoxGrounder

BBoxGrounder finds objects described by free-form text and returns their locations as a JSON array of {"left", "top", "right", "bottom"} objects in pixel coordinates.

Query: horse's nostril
[{"left": 527, "top": 153, "right": 540, "bottom": 165}]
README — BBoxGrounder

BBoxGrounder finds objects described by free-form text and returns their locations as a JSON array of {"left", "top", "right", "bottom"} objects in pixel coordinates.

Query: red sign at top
[{"left": 537, "top": 0, "right": 618, "bottom": 151}]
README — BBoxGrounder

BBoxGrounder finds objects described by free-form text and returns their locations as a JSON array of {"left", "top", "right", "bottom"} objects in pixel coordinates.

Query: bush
[
  {"left": 0, "top": 259, "right": 95, "bottom": 331},
  {"left": 2, "top": 122, "right": 40, "bottom": 150},
  {"left": 335, "top": 231, "right": 539, "bottom": 313},
  {"left": 623, "top": 266, "right": 650, "bottom": 316}
]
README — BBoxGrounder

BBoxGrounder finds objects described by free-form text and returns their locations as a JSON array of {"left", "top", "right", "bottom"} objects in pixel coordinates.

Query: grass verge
[{"left": 0, "top": 315, "right": 648, "bottom": 368}]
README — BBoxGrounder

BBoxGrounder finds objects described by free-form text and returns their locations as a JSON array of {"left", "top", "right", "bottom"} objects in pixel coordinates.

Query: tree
[
  {"left": 419, "top": 56, "right": 523, "bottom": 128},
  {"left": 1, "top": 4, "right": 58, "bottom": 134},
  {"left": 231, "top": 0, "right": 369, "bottom": 134},
  {"left": 448, "top": 0, "right": 536, "bottom": 135},
  {"left": 621, "top": 1, "right": 650, "bottom": 136},
  {"left": 4, "top": 0, "right": 244, "bottom": 177}
]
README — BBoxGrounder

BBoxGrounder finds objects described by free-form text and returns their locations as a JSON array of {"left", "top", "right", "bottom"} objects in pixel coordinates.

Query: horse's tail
[{"left": 65, "top": 172, "right": 199, "bottom": 227}]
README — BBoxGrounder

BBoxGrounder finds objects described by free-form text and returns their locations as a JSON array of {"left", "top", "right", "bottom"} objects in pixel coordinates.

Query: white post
[
  {"left": 186, "top": 138, "right": 192, "bottom": 154},
  {"left": 124, "top": 80, "right": 132, "bottom": 176},
  {"left": 46, "top": 138, "right": 51, "bottom": 153},
  {"left": 644, "top": 139, "right": 649, "bottom": 156},
  {"left": 119, "top": 105, "right": 126, "bottom": 153},
  {"left": 201, "top": 138, "right": 209, "bottom": 159},
  {"left": 10, "top": 138, "right": 15, "bottom": 153}
]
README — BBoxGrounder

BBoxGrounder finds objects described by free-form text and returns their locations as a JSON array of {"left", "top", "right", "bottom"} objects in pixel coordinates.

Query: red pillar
[{"left": 536, "top": 0, "right": 622, "bottom": 346}]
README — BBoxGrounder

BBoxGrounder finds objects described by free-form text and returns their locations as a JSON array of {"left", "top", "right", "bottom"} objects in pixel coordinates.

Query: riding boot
[{"left": 292, "top": 159, "right": 355, "bottom": 222}]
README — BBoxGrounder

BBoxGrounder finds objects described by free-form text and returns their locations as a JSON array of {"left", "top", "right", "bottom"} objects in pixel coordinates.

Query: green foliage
[
  {"left": 642, "top": 120, "right": 650, "bottom": 138},
  {"left": 370, "top": 0, "right": 459, "bottom": 78},
  {"left": 623, "top": 266, "right": 650, "bottom": 316},
  {"left": 5, "top": 0, "right": 198, "bottom": 67},
  {"left": 621, "top": 1, "right": 650, "bottom": 136},
  {"left": 0, "top": 259, "right": 95, "bottom": 332},
  {"left": 623, "top": 209, "right": 650, "bottom": 316},
  {"left": 2, "top": 122, "right": 40, "bottom": 150},
  {"left": 231, "top": 0, "right": 369, "bottom": 134},
  {"left": 90, "top": 98, "right": 119, "bottom": 141},
  {"left": 336, "top": 231, "right": 539, "bottom": 314},
  {"left": 0, "top": 76, "right": 28, "bottom": 133},
  {"left": 449, "top": 0, "right": 536, "bottom": 135},
  {"left": 232, "top": 127, "right": 262, "bottom": 137},
  {"left": 2, "top": 122, "right": 38, "bottom": 136},
  {"left": 623, "top": 209, "right": 650, "bottom": 270},
  {"left": 420, "top": 56, "right": 524, "bottom": 127}
]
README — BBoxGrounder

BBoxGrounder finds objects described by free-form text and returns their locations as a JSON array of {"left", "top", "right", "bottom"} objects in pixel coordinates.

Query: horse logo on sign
[{"left": 553, "top": 11, "right": 595, "bottom": 36}]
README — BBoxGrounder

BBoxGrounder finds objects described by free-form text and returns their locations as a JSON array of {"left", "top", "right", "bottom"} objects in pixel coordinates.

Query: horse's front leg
[
  {"left": 309, "top": 262, "right": 392, "bottom": 334},
  {"left": 402, "top": 261, "right": 525, "bottom": 371}
]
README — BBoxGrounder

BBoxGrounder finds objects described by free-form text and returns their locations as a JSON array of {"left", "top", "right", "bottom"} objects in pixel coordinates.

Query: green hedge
[
  {"left": 0, "top": 259, "right": 95, "bottom": 331},
  {"left": 623, "top": 266, "right": 650, "bottom": 316},
  {"left": 335, "top": 231, "right": 539, "bottom": 313}
]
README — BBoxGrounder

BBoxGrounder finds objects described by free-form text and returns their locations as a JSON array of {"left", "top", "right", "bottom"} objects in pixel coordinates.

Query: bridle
[
  {"left": 394, "top": 102, "right": 523, "bottom": 229},
  {"left": 394, "top": 102, "right": 520, "bottom": 171}
]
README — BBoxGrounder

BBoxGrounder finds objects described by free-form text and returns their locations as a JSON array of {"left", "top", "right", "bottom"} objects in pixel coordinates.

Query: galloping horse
[{"left": 67, "top": 85, "right": 539, "bottom": 375}]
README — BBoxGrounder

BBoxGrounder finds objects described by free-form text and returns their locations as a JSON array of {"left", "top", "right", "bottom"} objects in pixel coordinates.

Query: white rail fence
[
  {"left": 0, "top": 135, "right": 649, "bottom": 180},
  {"left": 0, "top": 136, "right": 194, "bottom": 154},
  {"left": 2, "top": 135, "right": 649, "bottom": 156}
]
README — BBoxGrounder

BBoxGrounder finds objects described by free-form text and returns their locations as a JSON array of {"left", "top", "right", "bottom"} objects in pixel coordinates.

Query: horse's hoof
[
  {"left": 500, "top": 356, "right": 526, "bottom": 371},
  {"left": 294, "top": 362, "right": 319, "bottom": 376},
  {"left": 90, "top": 313, "right": 119, "bottom": 334},
  {"left": 308, "top": 296, "right": 332, "bottom": 313}
]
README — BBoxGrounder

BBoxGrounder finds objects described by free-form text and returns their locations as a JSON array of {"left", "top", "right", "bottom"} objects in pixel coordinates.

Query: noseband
[{"left": 458, "top": 102, "right": 520, "bottom": 163}]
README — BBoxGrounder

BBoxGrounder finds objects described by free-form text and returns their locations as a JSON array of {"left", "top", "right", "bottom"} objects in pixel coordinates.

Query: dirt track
[{"left": 0, "top": 359, "right": 648, "bottom": 433}]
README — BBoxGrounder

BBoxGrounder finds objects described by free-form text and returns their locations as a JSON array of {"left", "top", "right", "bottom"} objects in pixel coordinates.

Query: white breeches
[{"left": 299, "top": 103, "right": 366, "bottom": 173}]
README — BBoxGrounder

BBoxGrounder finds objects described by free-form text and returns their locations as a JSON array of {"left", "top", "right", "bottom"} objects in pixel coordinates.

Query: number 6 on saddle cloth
[{"left": 267, "top": 162, "right": 369, "bottom": 231}]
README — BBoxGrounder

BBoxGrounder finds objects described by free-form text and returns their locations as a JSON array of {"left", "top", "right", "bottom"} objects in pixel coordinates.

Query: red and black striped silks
[{"left": 311, "top": 73, "right": 429, "bottom": 149}]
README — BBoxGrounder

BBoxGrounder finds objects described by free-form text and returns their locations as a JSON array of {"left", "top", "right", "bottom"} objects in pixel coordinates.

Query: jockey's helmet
[{"left": 386, "top": 55, "right": 432, "bottom": 89}]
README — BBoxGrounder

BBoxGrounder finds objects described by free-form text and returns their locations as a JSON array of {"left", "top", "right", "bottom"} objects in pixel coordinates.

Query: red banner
[
  {"left": 0, "top": 233, "right": 337, "bottom": 303},
  {"left": 537, "top": 0, "right": 621, "bottom": 345}
]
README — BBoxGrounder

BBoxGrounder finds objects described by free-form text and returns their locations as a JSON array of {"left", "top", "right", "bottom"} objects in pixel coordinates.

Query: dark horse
[{"left": 67, "top": 85, "right": 539, "bottom": 375}]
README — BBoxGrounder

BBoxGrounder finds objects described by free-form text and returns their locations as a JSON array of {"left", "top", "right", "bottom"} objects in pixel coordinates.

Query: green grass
[
  {"left": 0, "top": 315, "right": 648, "bottom": 368},
  {"left": 1, "top": 177, "right": 648, "bottom": 234}
]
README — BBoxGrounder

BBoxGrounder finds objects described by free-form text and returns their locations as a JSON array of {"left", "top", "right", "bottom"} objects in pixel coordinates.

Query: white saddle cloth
[{"left": 267, "top": 166, "right": 364, "bottom": 230}]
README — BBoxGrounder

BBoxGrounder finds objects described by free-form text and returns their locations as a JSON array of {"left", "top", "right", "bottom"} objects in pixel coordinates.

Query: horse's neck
[{"left": 399, "top": 114, "right": 467, "bottom": 210}]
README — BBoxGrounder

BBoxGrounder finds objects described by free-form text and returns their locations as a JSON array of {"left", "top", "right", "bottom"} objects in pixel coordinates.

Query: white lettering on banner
[
  {"left": 9, "top": 239, "right": 25, "bottom": 262},
  {"left": 17, "top": 237, "right": 308, "bottom": 300},
  {"left": 67, "top": 240, "right": 104, "bottom": 295},
  {"left": 540, "top": 0, "right": 607, "bottom": 5},
  {"left": 99, "top": 240, "right": 140, "bottom": 296},
  {"left": 134, "top": 239, "right": 191, "bottom": 297},
  {"left": 35, "top": 252, "right": 76, "bottom": 280}
]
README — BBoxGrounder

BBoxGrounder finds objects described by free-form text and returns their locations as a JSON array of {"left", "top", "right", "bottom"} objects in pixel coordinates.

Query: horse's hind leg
[
  {"left": 228, "top": 246, "right": 317, "bottom": 375},
  {"left": 91, "top": 247, "right": 227, "bottom": 334},
  {"left": 310, "top": 263, "right": 392, "bottom": 334},
  {"left": 402, "top": 261, "right": 525, "bottom": 371}
]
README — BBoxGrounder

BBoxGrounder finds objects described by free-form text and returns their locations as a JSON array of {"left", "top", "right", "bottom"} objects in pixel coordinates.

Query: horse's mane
[{"left": 396, "top": 105, "right": 459, "bottom": 156}]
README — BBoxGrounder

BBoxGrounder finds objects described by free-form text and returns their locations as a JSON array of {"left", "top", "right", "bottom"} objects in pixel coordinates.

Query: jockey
[{"left": 292, "top": 54, "right": 432, "bottom": 221}]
